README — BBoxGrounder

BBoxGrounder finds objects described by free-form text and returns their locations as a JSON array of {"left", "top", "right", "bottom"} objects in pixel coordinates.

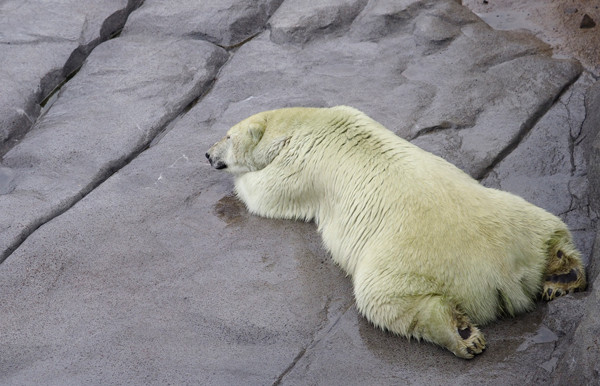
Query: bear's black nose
[{"left": 205, "top": 152, "right": 210, "bottom": 159}]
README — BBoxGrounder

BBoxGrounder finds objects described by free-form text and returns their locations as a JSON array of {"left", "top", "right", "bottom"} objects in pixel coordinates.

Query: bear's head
[{"left": 206, "top": 112, "right": 290, "bottom": 175}]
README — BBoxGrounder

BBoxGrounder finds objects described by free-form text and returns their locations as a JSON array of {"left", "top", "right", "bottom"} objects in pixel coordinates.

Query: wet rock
[
  {"left": 214, "top": 194, "right": 248, "bottom": 225},
  {"left": 0, "top": 122, "right": 353, "bottom": 383},
  {"left": 551, "top": 274, "right": 600, "bottom": 385},
  {"left": 280, "top": 307, "right": 555, "bottom": 385}
]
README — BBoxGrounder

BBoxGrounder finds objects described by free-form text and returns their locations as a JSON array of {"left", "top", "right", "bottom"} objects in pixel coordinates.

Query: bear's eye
[{"left": 226, "top": 135, "right": 231, "bottom": 140}]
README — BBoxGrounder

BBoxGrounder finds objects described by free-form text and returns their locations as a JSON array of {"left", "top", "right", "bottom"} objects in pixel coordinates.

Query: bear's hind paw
[{"left": 542, "top": 268, "right": 585, "bottom": 301}]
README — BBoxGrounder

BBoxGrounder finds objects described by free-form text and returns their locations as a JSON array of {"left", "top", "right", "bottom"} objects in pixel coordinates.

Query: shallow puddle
[
  {"left": 213, "top": 193, "right": 247, "bottom": 225},
  {"left": 516, "top": 324, "right": 558, "bottom": 352}
]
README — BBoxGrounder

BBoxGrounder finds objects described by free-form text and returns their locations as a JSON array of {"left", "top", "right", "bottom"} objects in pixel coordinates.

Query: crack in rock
[
  {"left": 0, "top": 0, "right": 145, "bottom": 157},
  {"left": 0, "top": 1, "right": 285, "bottom": 265},
  {"left": 476, "top": 72, "right": 582, "bottom": 181},
  {"left": 408, "top": 121, "right": 466, "bottom": 141},
  {"left": 273, "top": 303, "right": 353, "bottom": 385}
]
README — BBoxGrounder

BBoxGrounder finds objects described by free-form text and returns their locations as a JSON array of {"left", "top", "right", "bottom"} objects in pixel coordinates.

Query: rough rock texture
[
  {"left": 0, "top": 36, "right": 228, "bottom": 262},
  {"left": 463, "top": 0, "right": 600, "bottom": 76},
  {"left": 0, "top": 0, "right": 598, "bottom": 384},
  {"left": 548, "top": 76, "right": 600, "bottom": 385},
  {"left": 586, "top": 81, "right": 600, "bottom": 218},
  {"left": 0, "top": 0, "right": 142, "bottom": 152},
  {"left": 481, "top": 73, "right": 598, "bottom": 262},
  {"left": 463, "top": 2, "right": 600, "bottom": 383},
  {"left": 123, "top": 0, "right": 284, "bottom": 47}
]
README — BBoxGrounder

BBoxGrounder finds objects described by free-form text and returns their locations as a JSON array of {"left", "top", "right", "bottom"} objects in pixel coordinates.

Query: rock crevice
[{"left": 0, "top": 0, "right": 144, "bottom": 155}]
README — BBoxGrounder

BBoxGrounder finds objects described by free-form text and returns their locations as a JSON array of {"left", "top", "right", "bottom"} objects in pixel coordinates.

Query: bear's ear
[{"left": 247, "top": 123, "right": 265, "bottom": 143}]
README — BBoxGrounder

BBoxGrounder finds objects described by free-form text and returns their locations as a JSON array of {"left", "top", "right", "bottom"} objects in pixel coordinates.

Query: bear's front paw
[{"left": 454, "top": 324, "right": 486, "bottom": 359}]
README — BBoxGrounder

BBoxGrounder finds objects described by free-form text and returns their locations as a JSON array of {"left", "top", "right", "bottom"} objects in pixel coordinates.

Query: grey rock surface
[
  {"left": 269, "top": 0, "right": 367, "bottom": 44},
  {"left": 556, "top": 290, "right": 600, "bottom": 384},
  {"left": 0, "top": 0, "right": 598, "bottom": 384},
  {"left": 463, "top": 0, "right": 600, "bottom": 76},
  {"left": 481, "top": 73, "right": 598, "bottom": 261},
  {"left": 586, "top": 81, "right": 600, "bottom": 215},
  {"left": 123, "top": 0, "right": 284, "bottom": 47},
  {"left": 549, "top": 74, "right": 600, "bottom": 386},
  {"left": 0, "top": 0, "right": 142, "bottom": 151},
  {"left": 0, "top": 23, "right": 228, "bottom": 263}
]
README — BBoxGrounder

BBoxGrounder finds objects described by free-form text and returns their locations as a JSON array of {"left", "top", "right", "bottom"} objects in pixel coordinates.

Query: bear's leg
[
  {"left": 354, "top": 276, "right": 486, "bottom": 359},
  {"left": 542, "top": 245, "right": 586, "bottom": 301}
]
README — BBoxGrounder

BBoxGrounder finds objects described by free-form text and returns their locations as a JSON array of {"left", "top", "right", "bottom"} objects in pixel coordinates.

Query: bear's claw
[
  {"left": 452, "top": 314, "right": 486, "bottom": 359},
  {"left": 455, "top": 325, "right": 486, "bottom": 359},
  {"left": 542, "top": 246, "right": 586, "bottom": 301},
  {"left": 542, "top": 268, "right": 585, "bottom": 301}
]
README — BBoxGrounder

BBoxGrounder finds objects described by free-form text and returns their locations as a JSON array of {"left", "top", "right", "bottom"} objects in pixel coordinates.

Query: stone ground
[{"left": 0, "top": 0, "right": 599, "bottom": 384}]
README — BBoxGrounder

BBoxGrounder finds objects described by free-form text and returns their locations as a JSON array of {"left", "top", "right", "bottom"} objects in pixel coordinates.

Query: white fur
[{"left": 207, "top": 106, "right": 584, "bottom": 358}]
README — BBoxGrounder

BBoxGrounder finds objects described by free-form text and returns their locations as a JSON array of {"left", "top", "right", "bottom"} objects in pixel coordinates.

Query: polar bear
[{"left": 206, "top": 106, "right": 586, "bottom": 358}]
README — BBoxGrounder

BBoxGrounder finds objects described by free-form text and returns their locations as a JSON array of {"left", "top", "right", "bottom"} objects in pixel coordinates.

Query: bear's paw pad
[{"left": 542, "top": 268, "right": 584, "bottom": 300}]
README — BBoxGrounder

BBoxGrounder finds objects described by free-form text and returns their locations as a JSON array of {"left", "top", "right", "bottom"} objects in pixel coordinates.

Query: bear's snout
[{"left": 206, "top": 151, "right": 227, "bottom": 170}]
